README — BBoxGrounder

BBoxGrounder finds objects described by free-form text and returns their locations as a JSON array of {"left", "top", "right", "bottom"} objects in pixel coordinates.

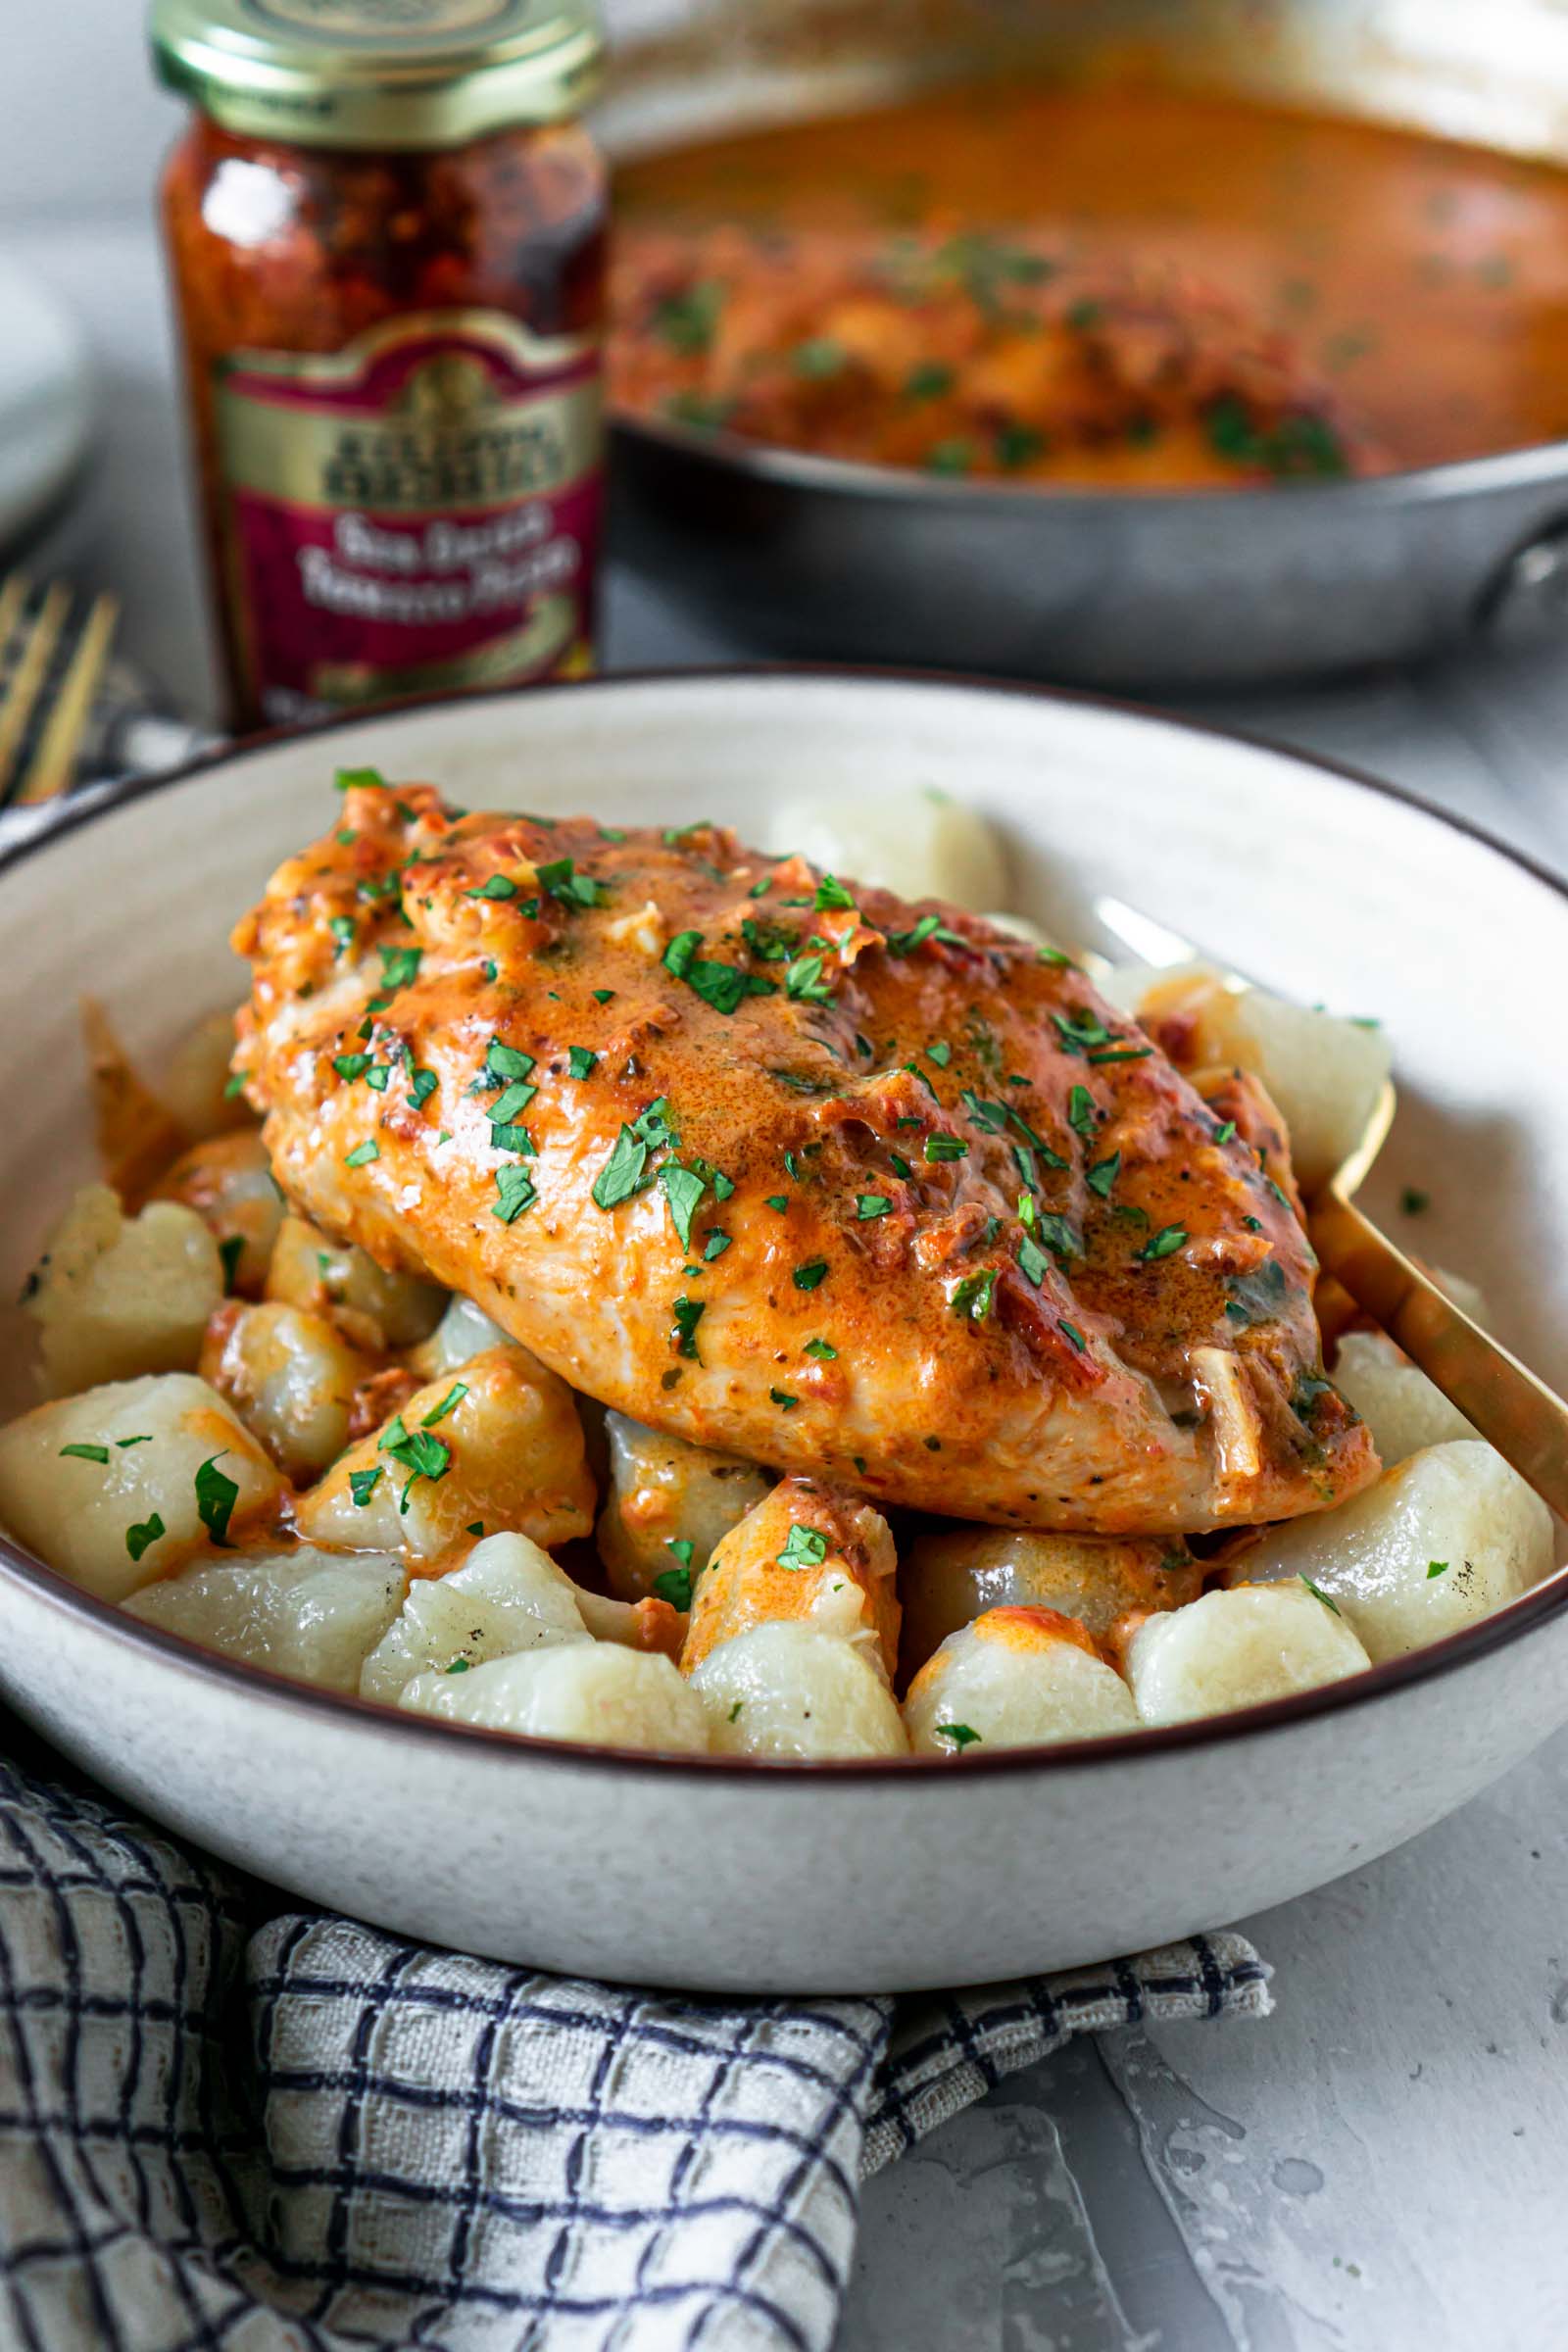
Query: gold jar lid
[{"left": 149, "top": 0, "right": 604, "bottom": 149}]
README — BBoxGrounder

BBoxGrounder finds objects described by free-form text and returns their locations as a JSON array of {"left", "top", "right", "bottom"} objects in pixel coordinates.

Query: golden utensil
[
  {"left": 0, "top": 572, "right": 121, "bottom": 808},
  {"left": 1087, "top": 899, "right": 1568, "bottom": 1519}
]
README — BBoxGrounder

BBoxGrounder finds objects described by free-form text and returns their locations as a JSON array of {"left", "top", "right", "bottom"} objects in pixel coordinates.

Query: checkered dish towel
[{"left": 0, "top": 1745, "right": 1271, "bottom": 2352}]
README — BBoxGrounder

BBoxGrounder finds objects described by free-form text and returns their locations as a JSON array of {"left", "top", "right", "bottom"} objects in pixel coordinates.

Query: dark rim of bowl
[{"left": 3, "top": 661, "right": 1566, "bottom": 1787}]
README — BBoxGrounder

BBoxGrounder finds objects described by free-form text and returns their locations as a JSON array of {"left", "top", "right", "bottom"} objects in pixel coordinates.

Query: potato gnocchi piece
[
  {"left": 200, "top": 1300, "right": 379, "bottom": 1483},
  {"left": 681, "top": 1476, "right": 900, "bottom": 1679},
  {"left": 360, "top": 1531, "right": 590, "bottom": 1704},
  {"left": 1237, "top": 1440, "right": 1553, "bottom": 1662},
  {"left": 1330, "top": 1329, "right": 1477, "bottom": 1463},
  {"left": 151, "top": 1131, "right": 284, "bottom": 1298},
  {"left": 24, "top": 1185, "right": 224, "bottom": 1397},
  {"left": 596, "top": 1411, "right": 773, "bottom": 1603},
  {"left": 905, "top": 1607, "right": 1139, "bottom": 1754},
  {"left": 1125, "top": 1581, "right": 1371, "bottom": 1726},
  {"left": 405, "top": 1293, "right": 515, "bottom": 1381},
  {"left": 1104, "top": 962, "right": 1391, "bottom": 1195},
  {"left": 0, "top": 1373, "right": 287, "bottom": 1602},
  {"left": 399, "top": 1642, "right": 710, "bottom": 1752},
  {"left": 691, "top": 1622, "right": 908, "bottom": 1759},
  {"left": 296, "top": 1347, "right": 594, "bottom": 1563},
  {"left": 125, "top": 1544, "right": 405, "bottom": 1692},
  {"left": 899, "top": 1526, "right": 1202, "bottom": 1677},
  {"left": 161, "top": 1007, "right": 256, "bottom": 1142},
  {"left": 266, "top": 1211, "right": 445, "bottom": 1349},
  {"left": 573, "top": 1584, "right": 686, "bottom": 1661},
  {"left": 762, "top": 787, "right": 1006, "bottom": 911}
]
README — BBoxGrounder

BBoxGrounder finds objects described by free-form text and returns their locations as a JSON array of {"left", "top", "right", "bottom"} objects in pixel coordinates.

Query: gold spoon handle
[{"left": 1309, "top": 1184, "right": 1568, "bottom": 1518}]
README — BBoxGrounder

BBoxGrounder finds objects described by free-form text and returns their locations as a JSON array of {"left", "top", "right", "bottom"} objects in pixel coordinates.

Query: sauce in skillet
[{"left": 611, "top": 81, "right": 1568, "bottom": 487}]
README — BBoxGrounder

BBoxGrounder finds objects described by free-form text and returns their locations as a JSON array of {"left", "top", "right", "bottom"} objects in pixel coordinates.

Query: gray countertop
[{"left": 12, "top": 214, "right": 1568, "bottom": 2352}]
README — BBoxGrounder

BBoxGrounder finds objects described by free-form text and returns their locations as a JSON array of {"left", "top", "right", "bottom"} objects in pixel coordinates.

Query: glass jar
[{"left": 151, "top": 0, "right": 608, "bottom": 732}]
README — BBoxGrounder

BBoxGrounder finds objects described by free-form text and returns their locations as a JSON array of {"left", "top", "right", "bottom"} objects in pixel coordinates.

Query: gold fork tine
[
  {"left": 15, "top": 589, "right": 120, "bottom": 807},
  {"left": 0, "top": 579, "right": 73, "bottom": 803}
]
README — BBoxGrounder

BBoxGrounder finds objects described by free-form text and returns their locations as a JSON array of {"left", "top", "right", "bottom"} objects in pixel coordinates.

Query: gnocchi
[
  {"left": 151, "top": 1130, "right": 284, "bottom": 1298},
  {"left": 691, "top": 1623, "right": 909, "bottom": 1759},
  {"left": 24, "top": 1185, "right": 223, "bottom": 1396},
  {"left": 125, "top": 1545, "right": 405, "bottom": 1692},
  {"left": 597, "top": 1411, "right": 773, "bottom": 1603},
  {"left": 399, "top": 1643, "right": 710, "bottom": 1752},
  {"left": 267, "top": 1212, "right": 445, "bottom": 1350},
  {"left": 1236, "top": 1441, "right": 1552, "bottom": 1662},
  {"left": 1124, "top": 1582, "right": 1372, "bottom": 1726},
  {"left": 296, "top": 1348, "right": 596, "bottom": 1564},
  {"left": 200, "top": 1300, "right": 378, "bottom": 1482},
  {"left": 905, "top": 1607, "right": 1140, "bottom": 1753},
  {"left": 0, "top": 1373, "right": 287, "bottom": 1602},
  {"left": 899, "top": 1527, "right": 1202, "bottom": 1677},
  {"left": 762, "top": 787, "right": 1007, "bottom": 911},
  {"left": 360, "top": 1531, "right": 591, "bottom": 1703}
]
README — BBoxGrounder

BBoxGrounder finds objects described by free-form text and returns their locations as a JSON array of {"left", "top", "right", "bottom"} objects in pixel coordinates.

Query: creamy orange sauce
[{"left": 612, "top": 81, "right": 1568, "bottom": 485}]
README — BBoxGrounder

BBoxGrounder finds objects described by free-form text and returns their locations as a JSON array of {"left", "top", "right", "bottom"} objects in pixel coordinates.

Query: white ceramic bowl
[{"left": 1, "top": 672, "right": 1565, "bottom": 1993}]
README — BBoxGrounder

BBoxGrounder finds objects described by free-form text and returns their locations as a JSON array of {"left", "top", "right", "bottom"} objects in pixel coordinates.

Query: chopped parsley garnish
[
  {"left": 778, "top": 1523, "right": 829, "bottom": 1569},
  {"left": 334, "top": 765, "right": 386, "bottom": 792},
  {"left": 343, "top": 1139, "right": 379, "bottom": 1167},
  {"left": 466, "top": 874, "right": 518, "bottom": 901},
  {"left": 60, "top": 1443, "right": 109, "bottom": 1464},
  {"left": 660, "top": 1162, "right": 708, "bottom": 1250},
  {"left": 1137, "top": 1224, "right": 1187, "bottom": 1262},
  {"left": 704, "top": 1230, "right": 731, "bottom": 1260},
  {"left": 376, "top": 944, "right": 422, "bottom": 992},
  {"left": 490, "top": 1123, "right": 535, "bottom": 1155},
  {"left": 652, "top": 1565, "right": 694, "bottom": 1610},
  {"left": 488, "top": 1078, "right": 540, "bottom": 1123},
  {"left": 927, "top": 1041, "right": 953, "bottom": 1069},
  {"left": 664, "top": 928, "right": 773, "bottom": 1015},
  {"left": 1052, "top": 1009, "right": 1115, "bottom": 1054},
  {"left": 328, "top": 914, "right": 357, "bottom": 956},
  {"left": 1038, "top": 1212, "right": 1081, "bottom": 1262},
  {"left": 1213, "top": 1120, "right": 1238, "bottom": 1146},
  {"left": 1058, "top": 1319, "right": 1087, "bottom": 1352},
  {"left": 814, "top": 874, "right": 856, "bottom": 911},
  {"left": 805, "top": 1336, "right": 837, "bottom": 1360},
  {"left": 857, "top": 1195, "right": 892, "bottom": 1220},
  {"left": 421, "top": 1383, "right": 468, "bottom": 1428},
  {"left": 592, "top": 1127, "right": 655, "bottom": 1210},
  {"left": 1065, "top": 1086, "right": 1097, "bottom": 1138},
  {"left": 765, "top": 1195, "right": 789, "bottom": 1213},
  {"left": 124, "top": 1513, "right": 166, "bottom": 1562},
  {"left": 937, "top": 1722, "right": 982, "bottom": 1749},
  {"left": 366, "top": 1066, "right": 390, "bottom": 1094},
  {"left": 1017, "top": 1235, "right": 1049, "bottom": 1287},
  {"left": 784, "top": 954, "right": 835, "bottom": 1004},
  {"left": 1427, "top": 1559, "right": 1449, "bottom": 1579},
  {"left": 671, "top": 1297, "right": 705, "bottom": 1359},
  {"left": 379, "top": 1414, "right": 452, "bottom": 1509},
  {"left": 536, "top": 857, "right": 604, "bottom": 908},
  {"left": 952, "top": 1269, "right": 997, "bottom": 1322},
  {"left": 224, "top": 1072, "right": 249, "bottom": 1099},
  {"left": 349, "top": 1466, "right": 383, "bottom": 1508},
  {"left": 1086, "top": 1047, "right": 1152, "bottom": 1066},
  {"left": 218, "top": 1235, "right": 245, "bottom": 1293},
  {"left": 770, "top": 1388, "right": 799, "bottom": 1409},
  {"left": 408, "top": 1067, "right": 438, "bottom": 1111},
  {"left": 742, "top": 916, "right": 796, "bottom": 961},
  {"left": 1299, "top": 1575, "right": 1341, "bottom": 1615},
  {"left": 793, "top": 1257, "right": 829, "bottom": 1290},
  {"left": 886, "top": 912, "right": 962, "bottom": 956},
  {"left": 924, "top": 1134, "right": 968, "bottom": 1162},
  {"left": 1086, "top": 1152, "right": 1120, "bottom": 1200},
  {"left": 117, "top": 1435, "right": 151, "bottom": 1449},
  {"left": 592, "top": 988, "right": 615, "bottom": 1004},
  {"left": 194, "top": 1454, "right": 238, "bottom": 1548},
  {"left": 492, "top": 1166, "right": 537, "bottom": 1222},
  {"left": 333, "top": 1053, "right": 370, "bottom": 1082}
]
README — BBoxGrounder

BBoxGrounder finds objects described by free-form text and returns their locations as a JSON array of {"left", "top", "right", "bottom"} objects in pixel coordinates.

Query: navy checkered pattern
[{"left": 0, "top": 1746, "right": 1270, "bottom": 2351}]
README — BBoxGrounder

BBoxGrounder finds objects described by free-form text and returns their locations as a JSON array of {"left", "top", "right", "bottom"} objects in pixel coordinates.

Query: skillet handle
[{"left": 1309, "top": 1183, "right": 1568, "bottom": 1518}]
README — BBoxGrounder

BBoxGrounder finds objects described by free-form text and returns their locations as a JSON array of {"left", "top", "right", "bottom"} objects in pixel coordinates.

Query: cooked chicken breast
[{"left": 233, "top": 781, "right": 1376, "bottom": 1531}]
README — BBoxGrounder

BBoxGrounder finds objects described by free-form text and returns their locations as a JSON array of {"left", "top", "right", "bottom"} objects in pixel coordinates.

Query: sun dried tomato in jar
[{"left": 150, "top": 0, "right": 607, "bottom": 732}]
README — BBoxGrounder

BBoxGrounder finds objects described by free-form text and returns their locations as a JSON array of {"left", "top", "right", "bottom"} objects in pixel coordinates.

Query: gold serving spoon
[{"left": 1085, "top": 897, "right": 1568, "bottom": 1520}]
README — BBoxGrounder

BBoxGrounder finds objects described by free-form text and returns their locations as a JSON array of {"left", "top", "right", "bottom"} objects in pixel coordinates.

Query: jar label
[{"left": 212, "top": 312, "right": 603, "bottom": 727}]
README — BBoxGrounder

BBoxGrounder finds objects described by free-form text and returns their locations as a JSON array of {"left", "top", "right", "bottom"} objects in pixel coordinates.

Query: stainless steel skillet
[{"left": 601, "top": 0, "right": 1568, "bottom": 690}]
